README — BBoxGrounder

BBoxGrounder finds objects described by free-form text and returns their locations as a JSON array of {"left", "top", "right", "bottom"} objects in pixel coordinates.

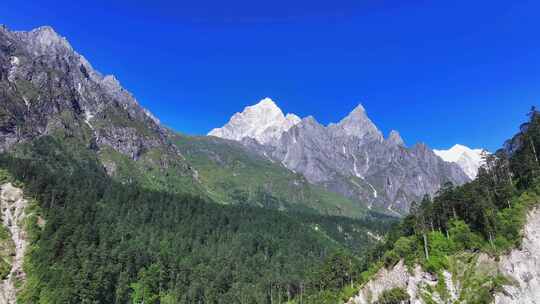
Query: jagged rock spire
[
  {"left": 329, "top": 103, "right": 383, "bottom": 141},
  {"left": 387, "top": 130, "right": 405, "bottom": 146}
]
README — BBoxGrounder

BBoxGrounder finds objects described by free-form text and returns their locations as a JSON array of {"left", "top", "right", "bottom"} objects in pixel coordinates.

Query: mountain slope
[
  {"left": 0, "top": 25, "right": 201, "bottom": 195},
  {"left": 348, "top": 189, "right": 540, "bottom": 304},
  {"left": 209, "top": 99, "right": 470, "bottom": 214},
  {"left": 172, "top": 134, "right": 369, "bottom": 217}
]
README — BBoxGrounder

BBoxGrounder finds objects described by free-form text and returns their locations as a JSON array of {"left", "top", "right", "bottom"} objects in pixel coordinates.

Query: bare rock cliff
[
  {"left": 495, "top": 207, "right": 540, "bottom": 303},
  {"left": 348, "top": 207, "right": 540, "bottom": 304},
  {"left": 0, "top": 183, "right": 29, "bottom": 304}
]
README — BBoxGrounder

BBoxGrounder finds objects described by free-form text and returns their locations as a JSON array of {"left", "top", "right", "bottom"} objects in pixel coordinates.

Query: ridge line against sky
[{"left": 1, "top": 0, "right": 538, "bottom": 151}]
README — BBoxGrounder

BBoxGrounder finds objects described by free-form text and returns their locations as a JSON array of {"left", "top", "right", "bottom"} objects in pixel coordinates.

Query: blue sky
[{"left": 1, "top": 0, "right": 539, "bottom": 151}]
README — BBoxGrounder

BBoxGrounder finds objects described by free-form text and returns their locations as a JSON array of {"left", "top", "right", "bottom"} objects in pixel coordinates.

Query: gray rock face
[
  {"left": 273, "top": 116, "right": 468, "bottom": 214},
  {"left": 0, "top": 25, "right": 190, "bottom": 174},
  {"left": 213, "top": 102, "right": 469, "bottom": 214},
  {"left": 327, "top": 104, "right": 383, "bottom": 142},
  {"left": 495, "top": 207, "right": 540, "bottom": 304},
  {"left": 347, "top": 261, "right": 453, "bottom": 304},
  {"left": 0, "top": 183, "right": 29, "bottom": 304}
]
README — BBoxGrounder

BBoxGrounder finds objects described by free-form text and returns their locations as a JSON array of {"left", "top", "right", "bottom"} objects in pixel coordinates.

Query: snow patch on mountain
[
  {"left": 208, "top": 98, "right": 301, "bottom": 145},
  {"left": 434, "top": 144, "right": 487, "bottom": 179}
]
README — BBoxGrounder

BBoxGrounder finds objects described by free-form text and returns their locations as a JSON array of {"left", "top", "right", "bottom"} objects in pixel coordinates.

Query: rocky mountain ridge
[
  {"left": 210, "top": 99, "right": 470, "bottom": 213},
  {"left": 0, "top": 25, "right": 199, "bottom": 192},
  {"left": 1, "top": 25, "right": 164, "bottom": 153}
]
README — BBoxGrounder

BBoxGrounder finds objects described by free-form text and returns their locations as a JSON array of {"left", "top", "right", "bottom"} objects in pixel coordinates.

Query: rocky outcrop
[
  {"left": 0, "top": 183, "right": 29, "bottom": 304},
  {"left": 495, "top": 207, "right": 540, "bottom": 303},
  {"left": 96, "top": 126, "right": 163, "bottom": 160},
  {"left": 347, "top": 261, "right": 457, "bottom": 304},
  {"left": 348, "top": 207, "right": 540, "bottom": 304}
]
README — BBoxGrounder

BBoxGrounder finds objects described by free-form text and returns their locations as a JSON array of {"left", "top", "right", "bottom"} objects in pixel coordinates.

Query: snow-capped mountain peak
[
  {"left": 208, "top": 97, "right": 301, "bottom": 145},
  {"left": 434, "top": 144, "right": 487, "bottom": 179},
  {"left": 210, "top": 100, "right": 470, "bottom": 213}
]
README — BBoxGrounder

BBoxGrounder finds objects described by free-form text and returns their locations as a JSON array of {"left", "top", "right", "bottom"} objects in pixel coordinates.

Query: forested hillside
[
  {"left": 0, "top": 136, "right": 394, "bottom": 303},
  {"left": 374, "top": 108, "right": 540, "bottom": 269},
  {"left": 302, "top": 108, "right": 540, "bottom": 304}
]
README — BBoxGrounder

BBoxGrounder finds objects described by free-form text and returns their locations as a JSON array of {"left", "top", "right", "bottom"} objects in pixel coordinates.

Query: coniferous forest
[{"left": 0, "top": 136, "right": 393, "bottom": 304}]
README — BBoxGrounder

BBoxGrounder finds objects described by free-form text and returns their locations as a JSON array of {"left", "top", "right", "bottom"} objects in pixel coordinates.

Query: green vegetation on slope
[
  {"left": 0, "top": 136, "right": 392, "bottom": 304},
  {"left": 173, "top": 134, "right": 368, "bottom": 218},
  {"left": 0, "top": 224, "right": 14, "bottom": 280},
  {"left": 300, "top": 107, "right": 540, "bottom": 304},
  {"left": 97, "top": 145, "right": 200, "bottom": 195}
]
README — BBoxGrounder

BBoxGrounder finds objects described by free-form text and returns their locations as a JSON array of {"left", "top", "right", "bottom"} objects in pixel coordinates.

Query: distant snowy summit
[
  {"left": 434, "top": 144, "right": 488, "bottom": 179},
  {"left": 208, "top": 97, "right": 385, "bottom": 145},
  {"left": 208, "top": 98, "right": 301, "bottom": 145}
]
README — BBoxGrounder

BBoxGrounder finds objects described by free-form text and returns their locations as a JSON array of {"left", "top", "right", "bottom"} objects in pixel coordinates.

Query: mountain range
[
  {"left": 209, "top": 98, "right": 477, "bottom": 214},
  {"left": 0, "top": 24, "right": 484, "bottom": 217}
]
